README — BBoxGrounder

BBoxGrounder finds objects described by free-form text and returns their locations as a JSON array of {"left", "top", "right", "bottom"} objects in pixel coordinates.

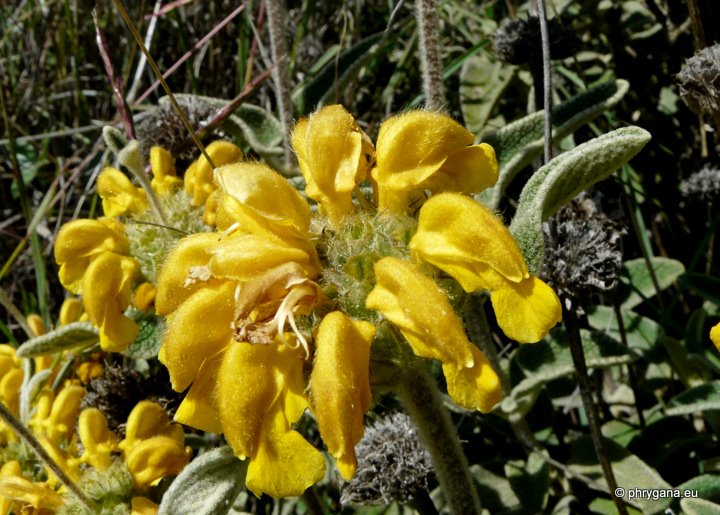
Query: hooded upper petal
[
  {"left": 372, "top": 111, "right": 497, "bottom": 213},
  {"left": 184, "top": 141, "right": 244, "bottom": 207},
  {"left": 97, "top": 167, "right": 149, "bottom": 217},
  {"left": 292, "top": 105, "right": 374, "bottom": 225},
  {"left": 310, "top": 311, "right": 375, "bottom": 480},
  {"left": 150, "top": 146, "right": 182, "bottom": 196},
  {"left": 365, "top": 257, "right": 474, "bottom": 368}
]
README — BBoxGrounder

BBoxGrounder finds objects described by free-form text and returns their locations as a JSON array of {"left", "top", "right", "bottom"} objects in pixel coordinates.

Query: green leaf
[
  {"left": 680, "top": 497, "right": 720, "bottom": 514},
  {"left": 16, "top": 322, "right": 99, "bottom": 358},
  {"left": 676, "top": 475, "right": 720, "bottom": 504},
  {"left": 509, "top": 126, "right": 651, "bottom": 273},
  {"left": 459, "top": 54, "right": 516, "bottom": 134},
  {"left": 666, "top": 381, "right": 720, "bottom": 416},
  {"left": 291, "top": 32, "right": 388, "bottom": 115},
  {"left": 122, "top": 316, "right": 164, "bottom": 359},
  {"left": 469, "top": 464, "right": 521, "bottom": 512},
  {"left": 505, "top": 452, "right": 550, "bottom": 512},
  {"left": 158, "top": 446, "right": 247, "bottom": 515},
  {"left": 586, "top": 306, "right": 662, "bottom": 361},
  {"left": 502, "top": 328, "right": 636, "bottom": 416},
  {"left": 479, "top": 80, "right": 630, "bottom": 209},
  {"left": 618, "top": 257, "right": 685, "bottom": 309},
  {"left": 569, "top": 436, "right": 671, "bottom": 513}
]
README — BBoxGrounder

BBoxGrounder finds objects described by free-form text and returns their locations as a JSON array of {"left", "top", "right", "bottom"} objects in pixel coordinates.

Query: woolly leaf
[
  {"left": 459, "top": 55, "right": 516, "bottom": 133},
  {"left": 16, "top": 322, "right": 99, "bottom": 357},
  {"left": 586, "top": 306, "right": 662, "bottom": 360},
  {"left": 618, "top": 257, "right": 685, "bottom": 309},
  {"left": 479, "top": 80, "right": 630, "bottom": 208},
  {"left": 158, "top": 446, "right": 247, "bottom": 515},
  {"left": 569, "top": 436, "right": 671, "bottom": 513},
  {"left": 681, "top": 498, "right": 720, "bottom": 514},
  {"left": 469, "top": 465, "right": 521, "bottom": 512},
  {"left": 291, "top": 32, "right": 388, "bottom": 115},
  {"left": 509, "top": 126, "right": 651, "bottom": 273},
  {"left": 502, "top": 328, "right": 636, "bottom": 415},
  {"left": 505, "top": 452, "right": 550, "bottom": 512},
  {"left": 666, "top": 381, "right": 720, "bottom": 416},
  {"left": 122, "top": 316, "right": 164, "bottom": 359},
  {"left": 676, "top": 475, "right": 720, "bottom": 504}
]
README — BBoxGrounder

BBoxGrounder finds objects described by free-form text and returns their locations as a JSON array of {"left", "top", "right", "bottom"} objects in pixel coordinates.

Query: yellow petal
[
  {"left": 490, "top": 277, "right": 562, "bottom": 344},
  {"left": 131, "top": 496, "right": 159, "bottom": 515},
  {"left": 245, "top": 414, "right": 325, "bottom": 498},
  {"left": 218, "top": 342, "right": 307, "bottom": 460},
  {"left": 59, "top": 297, "right": 83, "bottom": 325},
  {"left": 310, "top": 312, "right": 374, "bottom": 480},
  {"left": 26, "top": 314, "right": 45, "bottom": 336},
  {"left": 150, "top": 146, "right": 182, "bottom": 196},
  {"left": 442, "top": 345, "right": 502, "bottom": 412},
  {"left": 46, "top": 384, "right": 85, "bottom": 442},
  {"left": 215, "top": 162, "right": 311, "bottom": 235},
  {"left": 0, "top": 475, "right": 64, "bottom": 512},
  {"left": 125, "top": 435, "right": 190, "bottom": 489},
  {"left": 184, "top": 141, "right": 244, "bottom": 206},
  {"left": 712, "top": 323, "right": 720, "bottom": 351},
  {"left": 133, "top": 282, "right": 156, "bottom": 311},
  {"left": 83, "top": 252, "right": 140, "bottom": 352},
  {"left": 120, "top": 401, "right": 185, "bottom": 455},
  {"left": 174, "top": 355, "right": 223, "bottom": 433},
  {"left": 55, "top": 218, "right": 130, "bottom": 294},
  {"left": 78, "top": 408, "right": 119, "bottom": 470},
  {"left": 372, "top": 111, "right": 476, "bottom": 212},
  {"left": 208, "top": 233, "right": 315, "bottom": 282},
  {"left": 366, "top": 257, "right": 474, "bottom": 368},
  {"left": 155, "top": 232, "right": 224, "bottom": 316},
  {"left": 161, "top": 281, "right": 235, "bottom": 392},
  {"left": 423, "top": 143, "right": 498, "bottom": 195},
  {"left": 409, "top": 192, "right": 528, "bottom": 291},
  {"left": 292, "top": 105, "right": 373, "bottom": 225},
  {"left": 97, "top": 167, "right": 149, "bottom": 216}
]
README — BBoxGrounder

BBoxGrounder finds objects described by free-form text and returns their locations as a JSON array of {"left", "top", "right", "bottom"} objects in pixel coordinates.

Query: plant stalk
[
  {"left": 397, "top": 360, "right": 481, "bottom": 515},
  {"left": 415, "top": 0, "right": 445, "bottom": 111},
  {"left": 536, "top": 0, "right": 552, "bottom": 163},
  {"left": 563, "top": 299, "right": 628, "bottom": 515}
]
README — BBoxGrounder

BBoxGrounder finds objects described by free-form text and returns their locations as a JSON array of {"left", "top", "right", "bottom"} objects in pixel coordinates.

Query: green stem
[{"left": 396, "top": 360, "right": 481, "bottom": 515}]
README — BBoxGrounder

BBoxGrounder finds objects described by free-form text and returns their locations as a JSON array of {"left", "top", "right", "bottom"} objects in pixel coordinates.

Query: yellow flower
[
  {"left": 372, "top": 111, "right": 498, "bottom": 213},
  {"left": 184, "top": 140, "right": 244, "bottom": 207},
  {"left": 30, "top": 383, "right": 85, "bottom": 443},
  {"left": 409, "top": 193, "right": 562, "bottom": 344},
  {"left": 97, "top": 166, "right": 149, "bottom": 217},
  {"left": 133, "top": 282, "right": 156, "bottom": 311},
  {"left": 366, "top": 257, "right": 502, "bottom": 412},
  {"left": 149, "top": 146, "right": 182, "bottom": 196},
  {"left": 82, "top": 251, "right": 140, "bottom": 352},
  {"left": 0, "top": 461, "right": 63, "bottom": 515},
  {"left": 310, "top": 311, "right": 375, "bottom": 479},
  {"left": 712, "top": 322, "right": 720, "bottom": 351},
  {"left": 0, "top": 345, "right": 23, "bottom": 444},
  {"left": 131, "top": 496, "right": 159, "bottom": 515},
  {"left": 54, "top": 217, "right": 130, "bottom": 294},
  {"left": 118, "top": 401, "right": 190, "bottom": 490},
  {"left": 292, "top": 105, "right": 375, "bottom": 225},
  {"left": 76, "top": 408, "right": 119, "bottom": 470}
]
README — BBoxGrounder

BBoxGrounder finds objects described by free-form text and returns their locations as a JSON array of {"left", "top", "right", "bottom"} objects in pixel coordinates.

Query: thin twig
[
  {"left": 536, "top": 0, "right": 552, "bottom": 163},
  {"left": 612, "top": 302, "right": 646, "bottom": 428},
  {"left": 113, "top": 0, "right": 216, "bottom": 168},
  {"left": 563, "top": 299, "right": 629, "bottom": 515},
  {"left": 126, "top": 0, "right": 162, "bottom": 103},
  {"left": 0, "top": 402, "right": 96, "bottom": 511},
  {"left": 133, "top": 3, "right": 246, "bottom": 104}
]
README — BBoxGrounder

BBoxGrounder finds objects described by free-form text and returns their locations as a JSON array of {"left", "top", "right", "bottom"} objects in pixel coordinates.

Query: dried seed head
[
  {"left": 680, "top": 164, "right": 720, "bottom": 202},
  {"left": 542, "top": 193, "right": 625, "bottom": 303},
  {"left": 340, "top": 412, "right": 433, "bottom": 506},
  {"left": 81, "top": 364, "right": 179, "bottom": 437},
  {"left": 492, "top": 16, "right": 576, "bottom": 68},
  {"left": 677, "top": 43, "right": 720, "bottom": 118}
]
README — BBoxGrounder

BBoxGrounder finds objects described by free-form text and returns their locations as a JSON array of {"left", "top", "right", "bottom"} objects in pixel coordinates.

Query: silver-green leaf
[
  {"left": 158, "top": 446, "right": 247, "bottom": 515},
  {"left": 16, "top": 322, "right": 99, "bottom": 358},
  {"left": 509, "top": 126, "right": 651, "bottom": 273}
]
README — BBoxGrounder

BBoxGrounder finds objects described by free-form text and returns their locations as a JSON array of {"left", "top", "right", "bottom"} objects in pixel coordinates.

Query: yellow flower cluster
[
  {"left": 155, "top": 105, "right": 563, "bottom": 498},
  {"left": 53, "top": 142, "right": 245, "bottom": 352}
]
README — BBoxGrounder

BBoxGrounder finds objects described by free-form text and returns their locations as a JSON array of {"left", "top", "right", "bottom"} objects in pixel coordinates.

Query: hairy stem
[
  {"left": 415, "top": 0, "right": 445, "bottom": 111},
  {"left": 563, "top": 301, "right": 628, "bottom": 515},
  {"left": 266, "top": 0, "right": 295, "bottom": 172},
  {"left": 0, "top": 401, "right": 95, "bottom": 511},
  {"left": 536, "top": 0, "right": 553, "bottom": 163},
  {"left": 397, "top": 360, "right": 481, "bottom": 515}
]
